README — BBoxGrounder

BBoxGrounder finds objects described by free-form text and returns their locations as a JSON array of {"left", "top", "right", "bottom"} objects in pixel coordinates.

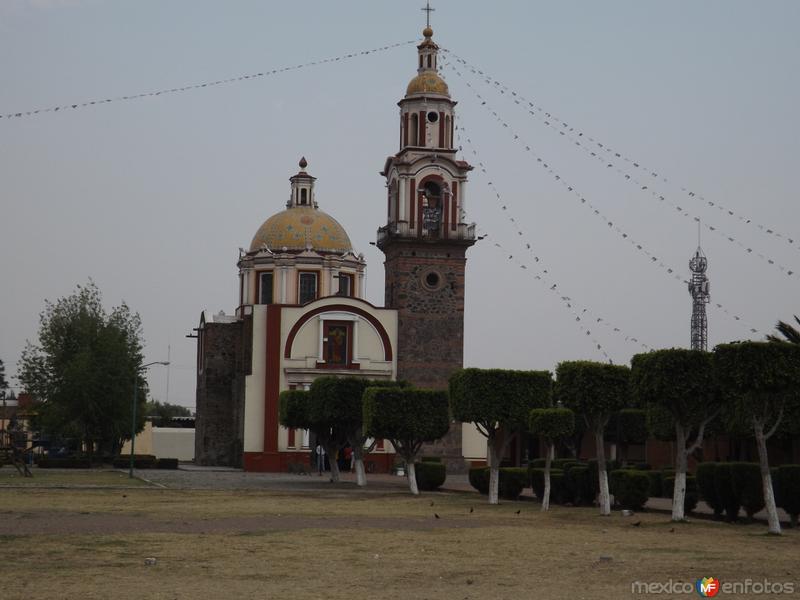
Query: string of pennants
[
  {"left": 0, "top": 40, "right": 417, "bottom": 121},
  {"left": 449, "top": 113, "right": 651, "bottom": 357},
  {"left": 445, "top": 57, "right": 797, "bottom": 281},
  {"left": 441, "top": 49, "right": 800, "bottom": 262},
  {"left": 443, "top": 61, "right": 763, "bottom": 338}
]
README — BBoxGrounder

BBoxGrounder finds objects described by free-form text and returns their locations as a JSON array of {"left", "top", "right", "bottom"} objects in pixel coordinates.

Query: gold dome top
[
  {"left": 249, "top": 206, "right": 353, "bottom": 254},
  {"left": 423, "top": 26, "right": 433, "bottom": 38},
  {"left": 406, "top": 72, "right": 449, "bottom": 97}
]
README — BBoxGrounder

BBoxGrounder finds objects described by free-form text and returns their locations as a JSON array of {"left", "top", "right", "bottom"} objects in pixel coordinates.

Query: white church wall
[
  {"left": 152, "top": 428, "right": 195, "bottom": 461},
  {"left": 243, "top": 305, "right": 268, "bottom": 452},
  {"left": 461, "top": 422, "right": 488, "bottom": 462}
]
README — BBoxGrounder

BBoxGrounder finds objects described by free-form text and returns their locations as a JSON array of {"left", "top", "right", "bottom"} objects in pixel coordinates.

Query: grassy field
[
  {"left": 0, "top": 485, "right": 797, "bottom": 600},
  {"left": 0, "top": 467, "right": 150, "bottom": 487}
]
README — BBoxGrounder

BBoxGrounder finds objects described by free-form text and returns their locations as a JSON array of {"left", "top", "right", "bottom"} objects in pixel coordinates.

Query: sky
[{"left": 1, "top": 0, "right": 799, "bottom": 411}]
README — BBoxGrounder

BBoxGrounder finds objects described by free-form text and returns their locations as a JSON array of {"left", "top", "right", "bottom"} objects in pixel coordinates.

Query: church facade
[{"left": 194, "top": 25, "right": 484, "bottom": 472}]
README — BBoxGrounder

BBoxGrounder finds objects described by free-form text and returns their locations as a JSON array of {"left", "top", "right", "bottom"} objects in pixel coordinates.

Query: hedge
[
  {"left": 774, "top": 465, "right": 800, "bottom": 528},
  {"left": 696, "top": 462, "right": 724, "bottom": 518},
  {"left": 156, "top": 458, "right": 179, "bottom": 470},
  {"left": 564, "top": 465, "right": 594, "bottom": 505},
  {"left": 414, "top": 462, "right": 446, "bottom": 491},
  {"left": 112, "top": 454, "right": 157, "bottom": 469},
  {"left": 609, "top": 470, "right": 650, "bottom": 511},
  {"left": 713, "top": 463, "right": 742, "bottom": 522},
  {"left": 37, "top": 457, "right": 95, "bottom": 469},
  {"left": 645, "top": 471, "right": 663, "bottom": 499},
  {"left": 469, "top": 467, "right": 528, "bottom": 500},
  {"left": 530, "top": 468, "right": 566, "bottom": 504},
  {"left": 664, "top": 475, "right": 699, "bottom": 514},
  {"left": 731, "top": 463, "right": 764, "bottom": 520}
]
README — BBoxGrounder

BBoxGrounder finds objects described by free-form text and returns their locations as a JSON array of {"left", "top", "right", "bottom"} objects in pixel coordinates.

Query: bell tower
[{"left": 377, "top": 22, "right": 477, "bottom": 392}]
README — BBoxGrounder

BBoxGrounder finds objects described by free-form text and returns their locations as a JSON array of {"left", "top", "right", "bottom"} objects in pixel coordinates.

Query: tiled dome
[{"left": 249, "top": 206, "right": 353, "bottom": 254}]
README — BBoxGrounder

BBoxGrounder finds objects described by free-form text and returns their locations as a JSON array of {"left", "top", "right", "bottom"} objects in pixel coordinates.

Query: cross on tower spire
[{"left": 421, "top": 1, "right": 435, "bottom": 28}]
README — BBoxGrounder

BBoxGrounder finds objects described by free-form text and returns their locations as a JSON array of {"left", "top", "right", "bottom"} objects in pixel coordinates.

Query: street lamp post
[{"left": 130, "top": 361, "right": 169, "bottom": 478}]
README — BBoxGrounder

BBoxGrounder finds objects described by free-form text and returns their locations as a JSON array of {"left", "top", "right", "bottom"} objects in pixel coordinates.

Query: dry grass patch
[
  {"left": 0, "top": 467, "right": 150, "bottom": 487},
  {"left": 0, "top": 488, "right": 797, "bottom": 600}
]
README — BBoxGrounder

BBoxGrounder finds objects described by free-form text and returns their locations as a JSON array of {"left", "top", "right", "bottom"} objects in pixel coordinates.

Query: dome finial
[
  {"left": 299, "top": 156, "right": 308, "bottom": 170},
  {"left": 423, "top": 26, "right": 433, "bottom": 39}
]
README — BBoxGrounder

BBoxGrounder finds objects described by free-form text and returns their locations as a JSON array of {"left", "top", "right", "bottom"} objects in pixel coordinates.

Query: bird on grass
[
  {"left": 469, "top": 506, "right": 474, "bottom": 514},
  {"left": 632, "top": 521, "right": 641, "bottom": 527},
  {"left": 434, "top": 513, "right": 441, "bottom": 519},
  {"left": 429, "top": 501, "right": 434, "bottom": 507},
  {"left": 515, "top": 509, "right": 521, "bottom": 515}
]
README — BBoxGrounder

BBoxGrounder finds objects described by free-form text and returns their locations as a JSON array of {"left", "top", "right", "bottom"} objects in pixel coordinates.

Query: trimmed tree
[
  {"left": 713, "top": 341, "right": 800, "bottom": 535},
  {"left": 529, "top": 407, "right": 575, "bottom": 511},
  {"left": 362, "top": 387, "right": 449, "bottom": 495},
  {"left": 630, "top": 349, "right": 720, "bottom": 522},
  {"left": 449, "top": 368, "right": 552, "bottom": 505},
  {"left": 555, "top": 361, "right": 630, "bottom": 516}
]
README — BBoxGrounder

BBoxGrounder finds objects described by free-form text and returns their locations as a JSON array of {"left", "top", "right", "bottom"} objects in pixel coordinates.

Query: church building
[{"left": 194, "top": 24, "right": 481, "bottom": 472}]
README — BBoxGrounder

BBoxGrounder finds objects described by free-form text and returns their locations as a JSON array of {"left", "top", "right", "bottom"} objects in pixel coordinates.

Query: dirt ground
[{"left": 0, "top": 472, "right": 798, "bottom": 599}]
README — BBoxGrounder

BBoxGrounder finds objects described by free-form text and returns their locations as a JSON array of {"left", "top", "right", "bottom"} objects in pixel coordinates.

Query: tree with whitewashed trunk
[
  {"left": 713, "top": 341, "right": 800, "bottom": 535},
  {"left": 362, "top": 387, "right": 449, "bottom": 495},
  {"left": 630, "top": 349, "right": 720, "bottom": 522},
  {"left": 279, "top": 389, "right": 343, "bottom": 480},
  {"left": 450, "top": 369, "right": 552, "bottom": 505},
  {"left": 529, "top": 407, "right": 575, "bottom": 511},
  {"left": 308, "top": 377, "right": 411, "bottom": 486},
  {"left": 555, "top": 361, "right": 630, "bottom": 516}
]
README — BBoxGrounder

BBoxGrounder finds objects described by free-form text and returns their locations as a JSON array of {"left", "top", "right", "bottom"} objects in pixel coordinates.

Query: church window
[
  {"left": 409, "top": 113, "right": 418, "bottom": 147},
  {"left": 300, "top": 189, "right": 307, "bottom": 205},
  {"left": 425, "top": 272, "right": 439, "bottom": 287},
  {"left": 259, "top": 272, "right": 274, "bottom": 304},
  {"left": 323, "top": 322, "right": 350, "bottom": 366},
  {"left": 338, "top": 273, "right": 354, "bottom": 297},
  {"left": 427, "top": 54, "right": 432, "bottom": 68},
  {"left": 298, "top": 272, "right": 318, "bottom": 304},
  {"left": 419, "top": 55, "right": 423, "bottom": 69},
  {"left": 427, "top": 111, "right": 438, "bottom": 123}
]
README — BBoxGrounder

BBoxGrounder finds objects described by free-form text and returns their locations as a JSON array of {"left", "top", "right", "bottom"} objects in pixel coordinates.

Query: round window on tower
[
  {"left": 427, "top": 111, "right": 439, "bottom": 123},
  {"left": 421, "top": 268, "right": 444, "bottom": 291}
]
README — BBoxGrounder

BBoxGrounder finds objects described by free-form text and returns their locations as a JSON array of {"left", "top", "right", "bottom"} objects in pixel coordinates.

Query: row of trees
[
  {"left": 286, "top": 339, "right": 798, "bottom": 536},
  {"left": 453, "top": 342, "right": 799, "bottom": 535}
]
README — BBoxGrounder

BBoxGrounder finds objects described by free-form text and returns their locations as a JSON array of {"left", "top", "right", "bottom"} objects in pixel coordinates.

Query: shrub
[
  {"left": 731, "top": 463, "right": 764, "bottom": 520},
  {"left": 634, "top": 463, "right": 652, "bottom": 471},
  {"left": 420, "top": 456, "right": 442, "bottom": 463},
  {"left": 469, "top": 467, "right": 527, "bottom": 500},
  {"left": 530, "top": 458, "right": 547, "bottom": 469},
  {"left": 37, "top": 457, "right": 95, "bottom": 468},
  {"left": 156, "top": 458, "right": 179, "bottom": 470},
  {"left": 609, "top": 470, "right": 651, "bottom": 511},
  {"left": 564, "top": 465, "right": 594, "bottom": 505},
  {"left": 414, "top": 461, "right": 446, "bottom": 491},
  {"left": 530, "top": 468, "right": 565, "bottom": 504},
  {"left": 588, "top": 458, "right": 621, "bottom": 497},
  {"left": 469, "top": 467, "right": 490, "bottom": 495},
  {"left": 774, "top": 465, "right": 800, "bottom": 528},
  {"left": 664, "top": 475, "right": 699, "bottom": 514},
  {"left": 696, "top": 463, "right": 724, "bottom": 518},
  {"left": 645, "top": 470, "right": 663, "bottom": 499},
  {"left": 112, "top": 454, "right": 157, "bottom": 469},
  {"left": 553, "top": 458, "right": 577, "bottom": 470},
  {"left": 713, "top": 463, "right": 741, "bottom": 522},
  {"left": 500, "top": 467, "right": 529, "bottom": 500}
]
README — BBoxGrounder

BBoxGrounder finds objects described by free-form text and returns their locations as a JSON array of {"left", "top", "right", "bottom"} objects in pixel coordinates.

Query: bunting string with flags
[
  {"left": 443, "top": 58, "right": 798, "bottom": 281},
  {"left": 0, "top": 40, "right": 416, "bottom": 121},
  {"left": 444, "top": 62, "right": 764, "bottom": 338},
  {"left": 451, "top": 112, "right": 651, "bottom": 355},
  {"left": 441, "top": 49, "right": 799, "bottom": 260}
]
